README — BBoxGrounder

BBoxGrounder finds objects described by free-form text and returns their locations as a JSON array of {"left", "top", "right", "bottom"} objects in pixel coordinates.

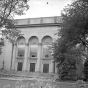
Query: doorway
[
  {"left": 43, "top": 64, "right": 49, "bottom": 73},
  {"left": 30, "top": 63, "right": 35, "bottom": 72},
  {"left": 17, "top": 62, "right": 23, "bottom": 71}
]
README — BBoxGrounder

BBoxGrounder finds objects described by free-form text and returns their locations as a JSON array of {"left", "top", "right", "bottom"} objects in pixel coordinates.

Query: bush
[
  {"left": 58, "top": 58, "right": 77, "bottom": 81},
  {"left": 84, "top": 60, "right": 88, "bottom": 81}
]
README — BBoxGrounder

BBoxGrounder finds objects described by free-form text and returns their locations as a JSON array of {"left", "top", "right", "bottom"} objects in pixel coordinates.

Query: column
[
  {"left": 51, "top": 60, "right": 55, "bottom": 73},
  {"left": 12, "top": 43, "right": 17, "bottom": 70},
  {"left": 23, "top": 43, "right": 29, "bottom": 71},
  {"left": 36, "top": 43, "right": 42, "bottom": 72}
]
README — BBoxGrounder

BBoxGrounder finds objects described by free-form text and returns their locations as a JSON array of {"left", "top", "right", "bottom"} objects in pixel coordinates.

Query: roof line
[
  {"left": 14, "top": 16, "right": 62, "bottom": 20},
  {"left": 15, "top": 23, "right": 61, "bottom": 28}
]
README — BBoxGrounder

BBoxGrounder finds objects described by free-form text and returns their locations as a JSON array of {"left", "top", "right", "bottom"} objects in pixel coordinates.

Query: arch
[
  {"left": 29, "top": 36, "right": 39, "bottom": 45},
  {"left": 28, "top": 36, "right": 39, "bottom": 58},
  {"left": 42, "top": 36, "right": 52, "bottom": 45},
  {"left": 17, "top": 36, "right": 26, "bottom": 45},
  {"left": 42, "top": 36, "right": 52, "bottom": 58},
  {"left": 16, "top": 36, "right": 26, "bottom": 58}
]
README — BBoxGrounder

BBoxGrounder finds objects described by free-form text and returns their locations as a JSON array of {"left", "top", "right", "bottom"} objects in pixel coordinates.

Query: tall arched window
[
  {"left": 29, "top": 36, "right": 39, "bottom": 58},
  {"left": 17, "top": 36, "right": 26, "bottom": 58},
  {"left": 42, "top": 36, "right": 52, "bottom": 58}
]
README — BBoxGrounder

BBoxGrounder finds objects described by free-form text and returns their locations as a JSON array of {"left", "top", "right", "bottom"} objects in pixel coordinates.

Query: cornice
[{"left": 15, "top": 23, "right": 61, "bottom": 28}]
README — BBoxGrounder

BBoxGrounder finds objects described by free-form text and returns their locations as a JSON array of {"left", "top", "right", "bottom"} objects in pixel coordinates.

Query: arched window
[
  {"left": 29, "top": 36, "right": 39, "bottom": 58},
  {"left": 17, "top": 36, "right": 26, "bottom": 57},
  {"left": 42, "top": 36, "right": 52, "bottom": 58}
]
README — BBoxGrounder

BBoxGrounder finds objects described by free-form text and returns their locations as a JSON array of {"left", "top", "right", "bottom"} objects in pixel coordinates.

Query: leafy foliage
[
  {"left": 53, "top": 0, "right": 88, "bottom": 80},
  {"left": 0, "top": 0, "right": 29, "bottom": 54},
  {"left": 84, "top": 60, "right": 88, "bottom": 81},
  {"left": 0, "top": 0, "right": 29, "bottom": 41},
  {"left": 58, "top": 56, "right": 77, "bottom": 81},
  {"left": 0, "top": 0, "right": 29, "bottom": 27}
]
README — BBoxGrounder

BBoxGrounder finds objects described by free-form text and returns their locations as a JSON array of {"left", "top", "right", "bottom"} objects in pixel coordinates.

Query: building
[{"left": 0, "top": 16, "right": 62, "bottom": 75}]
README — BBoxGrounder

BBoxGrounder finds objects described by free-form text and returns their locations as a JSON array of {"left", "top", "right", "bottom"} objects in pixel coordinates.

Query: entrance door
[
  {"left": 30, "top": 63, "right": 35, "bottom": 72},
  {"left": 43, "top": 64, "right": 49, "bottom": 73},
  {"left": 17, "top": 62, "right": 23, "bottom": 71}
]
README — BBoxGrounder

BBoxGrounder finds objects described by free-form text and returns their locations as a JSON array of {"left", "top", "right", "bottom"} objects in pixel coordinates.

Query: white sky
[{"left": 15, "top": 0, "right": 72, "bottom": 19}]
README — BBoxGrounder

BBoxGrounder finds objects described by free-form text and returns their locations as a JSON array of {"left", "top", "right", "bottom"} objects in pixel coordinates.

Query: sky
[{"left": 15, "top": 0, "right": 72, "bottom": 19}]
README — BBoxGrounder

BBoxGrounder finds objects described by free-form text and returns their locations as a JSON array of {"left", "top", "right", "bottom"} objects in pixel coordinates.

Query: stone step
[{"left": 0, "top": 70, "right": 58, "bottom": 80}]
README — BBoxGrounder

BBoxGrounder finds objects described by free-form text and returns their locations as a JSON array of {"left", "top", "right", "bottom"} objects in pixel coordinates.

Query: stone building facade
[{"left": 0, "top": 16, "right": 62, "bottom": 74}]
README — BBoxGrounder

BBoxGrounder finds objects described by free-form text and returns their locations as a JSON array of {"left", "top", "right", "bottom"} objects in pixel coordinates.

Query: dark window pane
[
  {"left": 43, "top": 64, "right": 49, "bottom": 73},
  {"left": 17, "top": 62, "right": 23, "bottom": 71},
  {"left": 30, "top": 63, "right": 35, "bottom": 72}
]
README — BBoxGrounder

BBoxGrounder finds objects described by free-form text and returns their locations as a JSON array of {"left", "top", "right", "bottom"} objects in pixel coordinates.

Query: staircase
[{"left": 0, "top": 70, "right": 58, "bottom": 81}]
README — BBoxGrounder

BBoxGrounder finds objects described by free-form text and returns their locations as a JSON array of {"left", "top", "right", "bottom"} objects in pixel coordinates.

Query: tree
[
  {"left": 0, "top": 0, "right": 29, "bottom": 54},
  {"left": 53, "top": 0, "right": 88, "bottom": 80},
  {"left": 0, "top": 0, "right": 29, "bottom": 27}
]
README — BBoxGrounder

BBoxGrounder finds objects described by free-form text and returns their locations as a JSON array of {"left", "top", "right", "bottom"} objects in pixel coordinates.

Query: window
[
  {"left": 42, "top": 46, "right": 51, "bottom": 58},
  {"left": 17, "top": 46, "right": 25, "bottom": 57},
  {"left": 17, "top": 62, "right": 23, "bottom": 71},
  {"left": 30, "top": 46, "right": 37, "bottom": 57},
  {"left": 43, "top": 64, "right": 49, "bottom": 73},
  {"left": 42, "top": 36, "right": 52, "bottom": 58},
  {"left": 43, "top": 47, "right": 49, "bottom": 58},
  {"left": 30, "top": 63, "right": 35, "bottom": 72}
]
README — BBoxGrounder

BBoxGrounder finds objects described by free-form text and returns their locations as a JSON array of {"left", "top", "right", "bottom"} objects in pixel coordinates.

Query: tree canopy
[
  {"left": 54, "top": 0, "right": 88, "bottom": 62},
  {"left": 0, "top": 0, "right": 29, "bottom": 44},
  {"left": 0, "top": 0, "right": 29, "bottom": 27},
  {"left": 0, "top": 0, "right": 29, "bottom": 54},
  {"left": 53, "top": 0, "right": 88, "bottom": 80}
]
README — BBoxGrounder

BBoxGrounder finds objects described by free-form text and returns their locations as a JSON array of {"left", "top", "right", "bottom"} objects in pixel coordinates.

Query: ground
[
  {"left": 0, "top": 78, "right": 88, "bottom": 88},
  {"left": 0, "top": 70, "right": 88, "bottom": 88}
]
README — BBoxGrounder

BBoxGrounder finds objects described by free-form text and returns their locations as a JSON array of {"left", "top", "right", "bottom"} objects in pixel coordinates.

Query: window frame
[
  {"left": 42, "top": 45, "right": 52, "bottom": 58},
  {"left": 17, "top": 45, "right": 25, "bottom": 58},
  {"left": 29, "top": 45, "right": 38, "bottom": 58}
]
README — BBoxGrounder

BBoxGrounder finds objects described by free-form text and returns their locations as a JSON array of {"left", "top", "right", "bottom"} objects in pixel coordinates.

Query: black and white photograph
[{"left": 0, "top": 0, "right": 88, "bottom": 88}]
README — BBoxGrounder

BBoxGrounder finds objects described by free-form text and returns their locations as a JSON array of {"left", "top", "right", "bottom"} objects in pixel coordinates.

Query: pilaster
[
  {"left": 23, "top": 43, "right": 29, "bottom": 71},
  {"left": 12, "top": 43, "right": 17, "bottom": 70},
  {"left": 36, "top": 42, "right": 42, "bottom": 72},
  {"left": 51, "top": 60, "right": 55, "bottom": 73}
]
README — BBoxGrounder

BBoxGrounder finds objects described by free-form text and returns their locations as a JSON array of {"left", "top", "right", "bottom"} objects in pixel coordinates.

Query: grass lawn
[{"left": 0, "top": 78, "right": 88, "bottom": 88}]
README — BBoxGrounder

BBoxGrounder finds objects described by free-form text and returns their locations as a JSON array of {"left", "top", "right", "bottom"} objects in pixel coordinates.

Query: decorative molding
[
  {"left": 28, "top": 57, "right": 38, "bottom": 60},
  {"left": 38, "top": 43, "right": 42, "bottom": 46},
  {"left": 29, "top": 59, "right": 37, "bottom": 63},
  {"left": 28, "top": 19, "right": 30, "bottom": 24},
  {"left": 42, "top": 58, "right": 52, "bottom": 60},
  {"left": 25, "top": 43, "right": 29, "bottom": 46},
  {"left": 40, "top": 18, "right": 43, "bottom": 23},
  {"left": 15, "top": 23, "right": 61, "bottom": 28},
  {"left": 16, "top": 57, "right": 24, "bottom": 59},
  {"left": 42, "top": 59, "right": 51, "bottom": 64}
]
